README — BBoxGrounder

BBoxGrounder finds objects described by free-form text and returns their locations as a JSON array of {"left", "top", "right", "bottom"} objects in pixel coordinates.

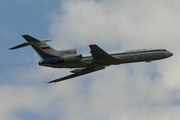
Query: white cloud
[
  {"left": 1, "top": 0, "right": 180, "bottom": 120},
  {"left": 47, "top": 0, "right": 180, "bottom": 119}
]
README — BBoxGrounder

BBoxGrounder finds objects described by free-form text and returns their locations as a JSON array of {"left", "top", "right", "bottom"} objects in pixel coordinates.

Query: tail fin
[{"left": 10, "top": 35, "right": 60, "bottom": 60}]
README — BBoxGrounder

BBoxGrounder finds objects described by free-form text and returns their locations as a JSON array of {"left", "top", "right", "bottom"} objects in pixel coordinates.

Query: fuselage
[
  {"left": 10, "top": 35, "right": 174, "bottom": 83},
  {"left": 48, "top": 48, "right": 173, "bottom": 68}
]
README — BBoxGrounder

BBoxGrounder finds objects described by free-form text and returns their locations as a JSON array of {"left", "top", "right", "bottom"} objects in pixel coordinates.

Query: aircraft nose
[
  {"left": 169, "top": 52, "right": 173, "bottom": 56},
  {"left": 166, "top": 51, "right": 173, "bottom": 57}
]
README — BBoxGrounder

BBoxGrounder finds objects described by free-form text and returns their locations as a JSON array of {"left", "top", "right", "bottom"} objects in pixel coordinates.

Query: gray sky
[{"left": 1, "top": 0, "right": 180, "bottom": 120}]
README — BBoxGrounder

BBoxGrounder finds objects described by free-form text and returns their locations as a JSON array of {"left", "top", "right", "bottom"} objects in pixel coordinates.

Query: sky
[{"left": 0, "top": 0, "right": 180, "bottom": 120}]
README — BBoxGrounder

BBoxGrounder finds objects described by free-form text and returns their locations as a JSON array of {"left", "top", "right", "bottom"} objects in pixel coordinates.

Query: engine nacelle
[
  {"left": 39, "top": 56, "right": 59, "bottom": 65},
  {"left": 62, "top": 54, "right": 82, "bottom": 62},
  {"left": 58, "top": 49, "right": 77, "bottom": 56}
]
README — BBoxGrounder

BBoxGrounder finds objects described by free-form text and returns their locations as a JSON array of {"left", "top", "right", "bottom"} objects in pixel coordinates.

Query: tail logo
[{"left": 40, "top": 46, "right": 51, "bottom": 50}]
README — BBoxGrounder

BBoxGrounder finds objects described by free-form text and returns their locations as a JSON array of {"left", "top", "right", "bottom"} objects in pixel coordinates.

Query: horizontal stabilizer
[
  {"left": 22, "top": 35, "right": 40, "bottom": 42},
  {"left": 9, "top": 35, "right": 52, "bottom": 50},
  {"left": 9, "top": 42, "right": 30, "bottom": 50},
  {"left": 22, "top": 35, "right": 52, "bottom": 43}
]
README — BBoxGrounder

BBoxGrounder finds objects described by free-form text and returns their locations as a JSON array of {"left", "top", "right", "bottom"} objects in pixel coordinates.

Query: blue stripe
[{"left": 31, "top": 45, "right": 60, "bottom": 64}]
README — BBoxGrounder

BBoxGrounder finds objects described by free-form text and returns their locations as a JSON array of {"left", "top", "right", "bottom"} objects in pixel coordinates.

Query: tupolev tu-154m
[{"left": 10, "top": 35, "right": 173, "bottom": 83}]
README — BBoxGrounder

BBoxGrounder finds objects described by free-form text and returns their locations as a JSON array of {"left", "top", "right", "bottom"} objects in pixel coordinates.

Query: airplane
[{"left": 10, "top": 35, "right": 173, "bottom": 83}]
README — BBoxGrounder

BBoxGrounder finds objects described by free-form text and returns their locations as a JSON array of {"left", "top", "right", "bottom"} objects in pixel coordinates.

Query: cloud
[
  {"left": 1, "top": 0, "right": 180, "bottom": 120},
  {"left": 47, "top": 0, "right": 180, "bottom": 119}
]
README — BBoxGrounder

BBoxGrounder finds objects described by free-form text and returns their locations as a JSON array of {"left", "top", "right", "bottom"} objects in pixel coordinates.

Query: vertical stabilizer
[
  {"left": 10, "top": 35, "right": 60, "bottom": 60},
  {"left": 22, "top": 35, "right": 60, "bottom": 59}
]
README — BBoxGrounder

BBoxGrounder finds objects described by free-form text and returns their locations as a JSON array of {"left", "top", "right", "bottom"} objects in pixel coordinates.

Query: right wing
[{"left": 48, "top": 67, "right": 105, "bottom": 83}]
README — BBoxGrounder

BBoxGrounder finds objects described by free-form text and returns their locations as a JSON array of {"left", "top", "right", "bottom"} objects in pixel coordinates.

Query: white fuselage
[
  {"left": 48, "top": 48, "right": 173, "bottom": 68},
  {"left": 10, "top": 35, "right": 173, "bottom": 83}
]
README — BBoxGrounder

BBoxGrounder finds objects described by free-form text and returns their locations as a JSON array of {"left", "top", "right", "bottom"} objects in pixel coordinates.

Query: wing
[
  {"left": 89, "top": 44, "right": 117, "bottom": 61},
  {"left": 48, "top": 67, "right": 105, "bottom": 83}
]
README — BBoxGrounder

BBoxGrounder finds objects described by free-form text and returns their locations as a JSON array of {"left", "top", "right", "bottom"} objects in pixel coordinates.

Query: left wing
[
  {"left": 48, "top": 67, "right": 105, "bottom": 83},
  {"left": 89, "top": 44, "right": 117, "bottom": 61}
]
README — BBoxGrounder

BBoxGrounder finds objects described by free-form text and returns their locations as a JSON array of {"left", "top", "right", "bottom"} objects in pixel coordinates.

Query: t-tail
[{"left": 9, "top": 35, "right": 61, "bottom": 66}]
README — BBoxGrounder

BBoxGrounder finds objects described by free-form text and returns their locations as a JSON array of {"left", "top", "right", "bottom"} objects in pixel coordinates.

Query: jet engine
[
  {"left": 60, "top": 54, "right": 82, "bottom": 62},
  {"left": 58, "top": 49, "right": 77, "bottom": 56}
]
